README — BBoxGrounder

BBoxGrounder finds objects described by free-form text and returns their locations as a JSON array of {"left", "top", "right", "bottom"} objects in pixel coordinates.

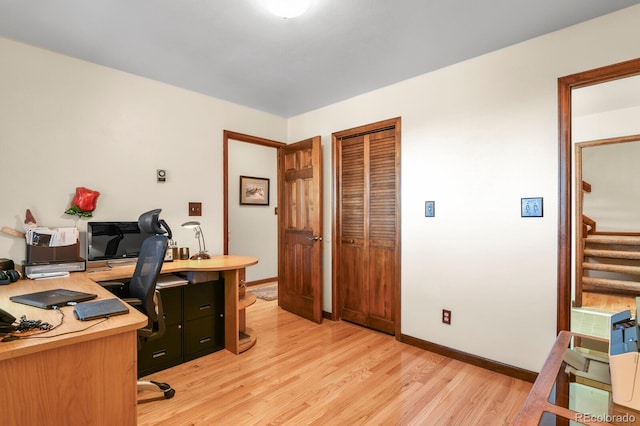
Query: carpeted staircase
[{"left": 582, "top": 234, "right": 640, "bottom": 293}]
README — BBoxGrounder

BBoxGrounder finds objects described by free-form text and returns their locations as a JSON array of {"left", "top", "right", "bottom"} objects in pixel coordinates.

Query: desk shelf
[
  {"left": 238, "top": 293, "right": 257, "bottom": 310},
  {"left": 239, "top": 327, "right": 257, "bottom": 353},
  {"left": 238, "top": 293, "right": 257, "bottom": 353}
]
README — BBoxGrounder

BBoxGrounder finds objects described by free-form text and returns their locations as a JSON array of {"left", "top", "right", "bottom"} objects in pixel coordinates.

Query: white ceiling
[{"left": 0, "top": 0, "right": 638, "bottom": 117}]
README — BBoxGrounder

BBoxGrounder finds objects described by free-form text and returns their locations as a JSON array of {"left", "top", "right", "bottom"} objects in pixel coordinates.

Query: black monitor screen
[{"left": 87, "top": 221, "right": 152, "bottom": 261}]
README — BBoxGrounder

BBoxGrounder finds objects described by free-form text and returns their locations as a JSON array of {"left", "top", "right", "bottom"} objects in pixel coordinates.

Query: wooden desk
[
  {"left": 85, "top": 256, "right": 259, "bottom": 355},
  {"left": 0, "top": 274, "right": 147, "bottom": 425},
  {"left": 0, "top": 255, "right": 257, "bottom": 425}
]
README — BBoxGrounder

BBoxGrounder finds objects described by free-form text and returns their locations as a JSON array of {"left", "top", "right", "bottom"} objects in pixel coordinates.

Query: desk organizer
[{"left": 26, "top": 242, "right": 80, "bottom": 263}]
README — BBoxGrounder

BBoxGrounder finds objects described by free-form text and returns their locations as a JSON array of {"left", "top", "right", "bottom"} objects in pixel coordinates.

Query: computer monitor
[{"left": 86, "top": 221, "right": 153, "bottom": 262}]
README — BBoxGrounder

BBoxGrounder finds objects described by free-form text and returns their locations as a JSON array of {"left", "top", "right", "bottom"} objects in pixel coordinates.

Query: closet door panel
[
  {"left": 367, "top": 245, "right": 395, "bottom": 333},
  {"left": 337, "top": 136, "right": 369, "bottom": 323},
  {"left": 367, "top": 129, "right": 397, "bottom": 333},
  {"left": 338, "top": 244, "right": 368, "bottom": 324}
]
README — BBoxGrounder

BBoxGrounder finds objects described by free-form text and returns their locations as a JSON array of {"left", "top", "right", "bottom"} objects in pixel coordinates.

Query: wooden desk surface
[
  {"left": 0, "top": 273, "right": 147, "bottom": 361},
  {"left": 85, "top": 255, "right": 258, "bottom": 282}
]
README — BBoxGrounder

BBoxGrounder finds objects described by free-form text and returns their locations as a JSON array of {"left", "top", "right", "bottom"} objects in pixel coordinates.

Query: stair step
[
  {"left": 583, "top": 277, "right": 640, "bottom": 292},
  {"left": 584, "top": 249, "right": 640, "bottom": 260},
  {"left": 583, "top": 262, "right": 640, "bottom": 275},
  {"left": 585, "top": 235, "right": 640, "bottom": 245}
]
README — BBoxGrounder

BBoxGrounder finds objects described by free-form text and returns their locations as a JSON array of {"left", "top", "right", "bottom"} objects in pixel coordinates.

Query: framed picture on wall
[{"left": 240, "top": 176, "right": 270, "bottom": 205}]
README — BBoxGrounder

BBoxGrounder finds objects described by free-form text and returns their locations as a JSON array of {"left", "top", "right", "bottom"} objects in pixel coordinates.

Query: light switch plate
[
  {"left": 521, "top": 197, "right": 543, "bottom": 217},
  {"left": 189, "top": 202, "right": 202, "bottom": 216},
  {"left": 425, "top": 201, "right": 435, "bottom": 217}
]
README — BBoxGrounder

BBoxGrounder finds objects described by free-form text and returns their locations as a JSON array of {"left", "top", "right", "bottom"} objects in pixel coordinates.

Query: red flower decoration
[{"left": 65, "top": 187, "right": 100, "bottom": 217}]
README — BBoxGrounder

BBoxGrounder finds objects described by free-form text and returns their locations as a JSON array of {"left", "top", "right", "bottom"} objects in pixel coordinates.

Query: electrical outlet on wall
[{"left": 442, "top": 309, "right": 451, "bottom": 325}]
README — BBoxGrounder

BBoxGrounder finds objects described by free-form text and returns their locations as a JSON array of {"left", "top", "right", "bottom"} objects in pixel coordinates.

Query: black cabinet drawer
[
  {"left": 159, "top": 285, "right": 183, "bottom": 326},
  {"left": 183, "top": 280, "right": 224, "bottom": 320},
  {"left": 184, "top": 316, "right": 224, "bottom": 358},
  {"left": 138, "top": 324, "right": 183, "bottom": 376}
]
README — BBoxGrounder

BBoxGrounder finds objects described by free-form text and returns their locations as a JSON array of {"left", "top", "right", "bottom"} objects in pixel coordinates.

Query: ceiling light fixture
[{"left": 260, "top": 0, "right": 312, "bottom": 19}]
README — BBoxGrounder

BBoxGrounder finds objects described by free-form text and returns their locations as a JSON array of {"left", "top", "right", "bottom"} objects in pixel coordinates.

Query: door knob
[{"left": 307, "top": 236, "right": 323, "bottom": 241}]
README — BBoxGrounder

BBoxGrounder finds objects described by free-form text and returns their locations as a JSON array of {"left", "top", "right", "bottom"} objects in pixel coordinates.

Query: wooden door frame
[
  {"left": 223, "top": 130, "right": 286, "bottom": 257},
  {"left": 557, "top": 58, "right": 640, "bottom": 332},
  {"left": 331, "top": 117, "right": 402, "bottom": 338}
]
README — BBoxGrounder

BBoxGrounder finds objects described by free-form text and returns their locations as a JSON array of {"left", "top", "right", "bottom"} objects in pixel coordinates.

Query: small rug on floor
[{"left": 247, "top": 284, "right": 278, "bottom": 301}]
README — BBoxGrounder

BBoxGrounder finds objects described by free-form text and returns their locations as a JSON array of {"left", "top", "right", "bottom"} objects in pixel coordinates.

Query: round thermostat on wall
[{"left": 157, "top": 169, "right": 166, "bottom": 182}]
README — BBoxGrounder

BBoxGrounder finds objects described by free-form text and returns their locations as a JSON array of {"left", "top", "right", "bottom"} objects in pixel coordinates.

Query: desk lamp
[{"left": 181, "top": 221, "right": 210, "bottom": 260}]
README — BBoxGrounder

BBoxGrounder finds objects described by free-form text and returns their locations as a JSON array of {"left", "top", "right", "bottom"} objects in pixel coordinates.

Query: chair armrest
[
  {"left": 138, "top": 289, "right": 165, "bottom": 341},
  {"left": 121, "top": 297, "right": 142, "bottom": 306}
]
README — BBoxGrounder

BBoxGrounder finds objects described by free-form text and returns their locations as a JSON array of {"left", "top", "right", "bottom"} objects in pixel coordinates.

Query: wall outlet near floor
[{"left": 442, "top": 309, "right": 451, "bottom": 325}]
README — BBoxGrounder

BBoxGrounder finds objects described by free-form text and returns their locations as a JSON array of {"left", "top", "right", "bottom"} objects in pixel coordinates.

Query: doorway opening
[
  {"left": 223, "top": 130, "right": 285, "bottom": 286},
  {"left": 557, "top": 58, "right": 640, "bottom": 333}
]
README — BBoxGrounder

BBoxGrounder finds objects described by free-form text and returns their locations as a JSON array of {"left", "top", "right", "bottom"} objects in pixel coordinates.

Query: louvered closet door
[
  {"left": 338, "top": 134, "right": 368, "bottom": 326},
  {"left": 336, "top": 125, "right": 399, "bottom": 335}
]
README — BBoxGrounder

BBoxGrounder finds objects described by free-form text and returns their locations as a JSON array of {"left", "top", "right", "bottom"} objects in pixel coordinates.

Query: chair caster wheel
[{"left": 150, "top": 380, "right": 175, "bottom": 399}]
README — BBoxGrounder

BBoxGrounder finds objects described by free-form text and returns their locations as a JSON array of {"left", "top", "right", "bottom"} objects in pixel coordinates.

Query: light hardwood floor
[
  {"left": 138, "top": 299, "right": 531, "bottom": 425},
  {"left": 582, "top": 291, "right": 637, "bottom": 313}
]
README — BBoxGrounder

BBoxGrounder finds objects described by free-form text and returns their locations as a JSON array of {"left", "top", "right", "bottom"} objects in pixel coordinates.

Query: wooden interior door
[
  {"left": 333, "top": 118, "right": 400, "bottom": 335},
  {"left": 278, "top": 136, "right": 323, "bottom": 323}
]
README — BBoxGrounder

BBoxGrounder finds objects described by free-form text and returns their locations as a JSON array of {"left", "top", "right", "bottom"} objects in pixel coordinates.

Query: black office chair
[{"left": 101, "top": 208, "right": 175, "bottom": 399}]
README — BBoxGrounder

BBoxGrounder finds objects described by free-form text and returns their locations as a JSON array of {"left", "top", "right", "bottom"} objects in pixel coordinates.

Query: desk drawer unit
[
  {"left": 138, "top": 323, "right": 183, "bottom": 376},
  {"left": 137, "top": 279, "right": 225, "bottom": 376},
  {"left": 161, "top": 285, "right": 182, "bottom": 326},
  {"left": 183, "top": 280, "right": 224, "bottom": 320},
  {"left": 184, "top": 314, "right": 225, "bottom": 360},
  {"left": 184, "top": 280, "right": 225, "bottom": 360}
]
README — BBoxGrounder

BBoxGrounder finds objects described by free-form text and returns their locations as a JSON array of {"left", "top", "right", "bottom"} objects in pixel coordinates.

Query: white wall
[
  {"left": 288, "top": 5, "right": 640, "bottom": 372},
  {"left": 573, "top": 77, "right": 640, "bottom": 232},
  {"left": 228, "top": 141, "right": 278, "bottom": 282},
  {"left": 0, "top": 37, "right": 287, "bottom": 265}
]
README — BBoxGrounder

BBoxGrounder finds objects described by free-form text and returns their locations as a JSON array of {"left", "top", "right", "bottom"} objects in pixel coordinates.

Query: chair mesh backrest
[{"left": 129, "top": 234, "right": 167, "bottom": 323}]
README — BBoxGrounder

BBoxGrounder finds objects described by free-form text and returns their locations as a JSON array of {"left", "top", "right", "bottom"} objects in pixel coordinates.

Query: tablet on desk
[
  {"left": 73, "top": 298, "right": 129, "bottom": 321},
  {"left": 9, "top": 288, "right": 97, "bottom": 309}
]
